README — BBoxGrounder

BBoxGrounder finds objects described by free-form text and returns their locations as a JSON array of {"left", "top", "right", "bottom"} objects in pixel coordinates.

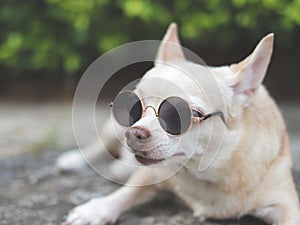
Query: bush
[{"left": 0, "top": 0, "right": 300, "bottom": 76}]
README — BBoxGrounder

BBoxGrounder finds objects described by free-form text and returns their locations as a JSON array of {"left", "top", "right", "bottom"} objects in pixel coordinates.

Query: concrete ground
[{"left": 0, "top": 101, "right": 299, "bottom": 225}]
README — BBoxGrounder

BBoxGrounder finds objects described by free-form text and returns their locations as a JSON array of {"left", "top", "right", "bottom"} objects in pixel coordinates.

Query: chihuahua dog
[{"left": 62, "top": 23, "right": 300, "bottom": 225}]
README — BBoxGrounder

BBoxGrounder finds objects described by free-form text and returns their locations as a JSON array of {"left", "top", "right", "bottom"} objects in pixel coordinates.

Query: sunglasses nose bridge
[{"left": 144, "top": 105, "right": 158, "bottom": 117}]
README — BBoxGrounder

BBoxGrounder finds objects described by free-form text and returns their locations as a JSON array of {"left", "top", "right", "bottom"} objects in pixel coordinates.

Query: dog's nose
[{"left": 125, "top": 126, "right": 151, "bottom": 151}]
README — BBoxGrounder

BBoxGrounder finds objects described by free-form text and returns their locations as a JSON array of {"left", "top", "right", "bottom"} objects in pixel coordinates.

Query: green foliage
[{"left": 0, "top": 0, "right": 300, "bottom": 75}]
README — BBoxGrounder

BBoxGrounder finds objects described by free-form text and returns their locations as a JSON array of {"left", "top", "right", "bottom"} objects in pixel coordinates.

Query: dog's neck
[{"left": 180, "top": 86, "right": 286, "bottom": 193}]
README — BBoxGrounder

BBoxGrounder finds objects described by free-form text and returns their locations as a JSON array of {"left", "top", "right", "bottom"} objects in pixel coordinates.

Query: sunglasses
[{"left": 109, "top": 90, "right": 225, "bottom": 135}]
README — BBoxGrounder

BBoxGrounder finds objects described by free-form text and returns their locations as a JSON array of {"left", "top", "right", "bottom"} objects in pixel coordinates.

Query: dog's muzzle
[{"left": 125, "top": 126, "right": 151, "bottom": 151}]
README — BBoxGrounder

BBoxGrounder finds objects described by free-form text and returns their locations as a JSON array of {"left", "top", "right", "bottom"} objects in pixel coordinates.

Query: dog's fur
[{"left": 62, "top": 23, "right": 300, "bottom": 225}]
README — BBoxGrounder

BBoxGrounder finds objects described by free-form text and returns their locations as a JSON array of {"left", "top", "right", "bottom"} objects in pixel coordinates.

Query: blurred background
[
  {"left": 0, "top": 1, "right": 300, "bottom": 224},
  {"left": 1, "top": 0, "right": 300, "bottom": 101},
  {"left": 1, "top": 0, "right": 300, "bottom": 153}
]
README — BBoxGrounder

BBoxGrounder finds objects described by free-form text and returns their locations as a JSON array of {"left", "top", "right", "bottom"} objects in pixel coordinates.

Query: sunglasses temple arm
[{"left": 203, "top": 111, "right": 227, "bottom": 127}]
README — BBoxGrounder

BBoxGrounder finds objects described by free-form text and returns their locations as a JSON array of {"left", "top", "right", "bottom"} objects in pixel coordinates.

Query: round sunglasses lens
[
  {"left": 112, "top": 91, "right": 142, "bottom": 127},
  {"left": 158, "top": 97, "right": 191, "bottom": 135}
]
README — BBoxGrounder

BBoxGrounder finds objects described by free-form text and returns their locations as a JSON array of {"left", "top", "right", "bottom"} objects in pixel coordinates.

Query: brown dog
[{"left": 62, "top": 23, "right": 300, "bottom": 225}]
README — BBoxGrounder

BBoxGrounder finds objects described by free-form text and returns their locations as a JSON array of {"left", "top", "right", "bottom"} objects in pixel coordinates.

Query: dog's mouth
[
  {"left": 134, "top": 152, "right": 185, "bottom": 166},
  {"left": 135, "top": 155, "right": 164, "bottom": 166}
]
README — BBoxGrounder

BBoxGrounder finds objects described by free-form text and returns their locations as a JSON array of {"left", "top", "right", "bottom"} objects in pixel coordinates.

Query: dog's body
[{"left": 62, "top": 24, "right": 300, "bottom": 225}]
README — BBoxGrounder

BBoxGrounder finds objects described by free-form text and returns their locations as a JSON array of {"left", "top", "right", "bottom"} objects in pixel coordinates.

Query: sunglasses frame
[{"left": 109, "top": 90, "right": 226, "bottom": 136}]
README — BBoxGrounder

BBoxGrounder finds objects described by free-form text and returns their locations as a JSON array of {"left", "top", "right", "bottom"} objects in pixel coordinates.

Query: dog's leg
[
  {"left": 63, "top": 168, "right": 159, "bottom": 225},
  {"left": 56, "top": 119, "right": 119, "bottom": 173},
  {"left": 108, "top": 146, "right": 137, "bottom": 182},
  {"left": 253, "top": 174, "right": 300, "bottom": 225},
  {"left": 254, "top": 202, "right": 300, "bottom": 225}
]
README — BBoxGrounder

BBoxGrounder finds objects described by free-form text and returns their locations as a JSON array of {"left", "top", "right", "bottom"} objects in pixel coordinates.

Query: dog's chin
[{"left": 134, "top": 152, "right": 186, "bottom": 166}]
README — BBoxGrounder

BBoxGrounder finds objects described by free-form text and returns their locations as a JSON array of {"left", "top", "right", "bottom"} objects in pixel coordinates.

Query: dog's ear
[
  {"left": 229, "top": 33, "right": 274, "bottom": 116},
  {"left": 155, "top": 23, "right": 185, "bottom": 66}
]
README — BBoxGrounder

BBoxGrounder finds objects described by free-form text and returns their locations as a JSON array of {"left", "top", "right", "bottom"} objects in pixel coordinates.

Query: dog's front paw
[
  {"left": 63, "top": 197, "right": 119, "bottom": 225},
  {"left": 56, "top": 149, "right": 87, "bottom": 173}
]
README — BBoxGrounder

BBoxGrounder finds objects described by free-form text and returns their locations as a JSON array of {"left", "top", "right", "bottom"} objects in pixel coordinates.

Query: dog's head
[{"left": 116, "top": 23, "right": 273, "bottom": 168}]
